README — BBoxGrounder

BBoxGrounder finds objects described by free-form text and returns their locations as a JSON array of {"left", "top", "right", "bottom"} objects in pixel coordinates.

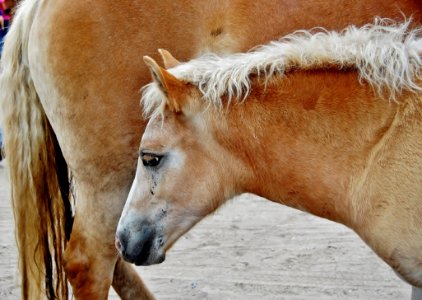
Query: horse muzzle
[{"left": 115, "top": 219, "right": 165, "bottom": 266}]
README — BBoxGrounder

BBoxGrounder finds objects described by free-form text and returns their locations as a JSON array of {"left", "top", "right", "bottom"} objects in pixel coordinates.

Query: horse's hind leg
[
  {"left": 113, "top": 257, "right": 155, "bottom": 299},
  {"left": 64, "top": 184, "right": 154, "bottom": 299}
]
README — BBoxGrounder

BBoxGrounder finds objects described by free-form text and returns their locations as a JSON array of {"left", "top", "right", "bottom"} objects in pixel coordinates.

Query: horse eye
[{"left": 141, "top": 153, "right": 163, "bottom": 167}]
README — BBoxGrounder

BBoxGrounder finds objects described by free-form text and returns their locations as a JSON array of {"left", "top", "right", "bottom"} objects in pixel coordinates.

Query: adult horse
[
  {"left": 0, "top": 0, "right": 421, "bottom": 299},
  {"left": 117, "top": 20, "right": 422, "bottom": 298}
]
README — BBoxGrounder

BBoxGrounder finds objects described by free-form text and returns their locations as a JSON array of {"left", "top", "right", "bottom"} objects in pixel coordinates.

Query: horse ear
[
  {"left": 158, "top": 49, "right": 181, "bottom": 69},
  {"left": 143, "top": 56, "right": 188, "bottom": 113}
]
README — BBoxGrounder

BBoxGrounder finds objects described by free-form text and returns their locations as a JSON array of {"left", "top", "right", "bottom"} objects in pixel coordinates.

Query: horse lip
[
  {"left": 134, "top": 252, "right": 166, "bottom": 266},
  {"left": 133, "top": 235, "right": 166, "bottom": 266},
  {"left": 156, "top": 253, "right": 166, "bottom": 264}
]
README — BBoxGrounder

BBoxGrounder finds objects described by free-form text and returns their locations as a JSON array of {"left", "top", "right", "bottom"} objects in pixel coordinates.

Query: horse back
[{"left": 31, "top": 0, "right": 422, "bottom": 178}]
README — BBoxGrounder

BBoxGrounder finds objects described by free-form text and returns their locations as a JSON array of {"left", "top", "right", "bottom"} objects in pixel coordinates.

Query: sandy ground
[{"left": 0, "top": 159, "right": 411, "bottom": 299}]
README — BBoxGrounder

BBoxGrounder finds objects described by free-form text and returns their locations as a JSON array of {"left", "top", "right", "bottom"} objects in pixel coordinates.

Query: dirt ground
[{"left": 0, "top": 159, "right": 411, "bottom": 299}]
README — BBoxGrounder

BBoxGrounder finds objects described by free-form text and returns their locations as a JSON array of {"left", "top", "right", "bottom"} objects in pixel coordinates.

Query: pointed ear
[
  {"left": 143, "top": 56, "right": 188, "bottom": 113},
  {"left": 158, "top": 49, "right": 181, "bottom": 69}
]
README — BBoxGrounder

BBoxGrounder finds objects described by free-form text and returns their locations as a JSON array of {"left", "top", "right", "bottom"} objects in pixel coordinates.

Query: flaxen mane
[{"left": 142, "top": 19, "right": 422, "bottom": 117}]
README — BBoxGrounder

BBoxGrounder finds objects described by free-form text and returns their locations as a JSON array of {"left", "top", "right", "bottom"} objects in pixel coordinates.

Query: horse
[
  {"left": 1, "top": 0, "right": 421, "bottom": 298},
  {"left": 116, "top": 20, "right": 422, "bottom": 299}
]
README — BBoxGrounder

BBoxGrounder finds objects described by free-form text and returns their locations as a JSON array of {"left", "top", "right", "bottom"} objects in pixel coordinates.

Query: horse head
[{"left": 115, "top": 51, "right": 248, "bottom": 265}]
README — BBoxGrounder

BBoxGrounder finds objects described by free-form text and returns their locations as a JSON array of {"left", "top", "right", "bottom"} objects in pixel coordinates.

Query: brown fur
[{"left": 1, "top": 0, "right": 421, "bottom": 298}]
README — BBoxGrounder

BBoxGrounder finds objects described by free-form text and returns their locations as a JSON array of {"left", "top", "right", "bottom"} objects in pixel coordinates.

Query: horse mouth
[
  {"left": 133, "top": 252, "right": 166, "bottom": 266},
  {"left": 118, "top": 245, "right": 166, "bottom": 266},
  {"left": 115, "top": 228, "right": 166, "bottom": 266}
]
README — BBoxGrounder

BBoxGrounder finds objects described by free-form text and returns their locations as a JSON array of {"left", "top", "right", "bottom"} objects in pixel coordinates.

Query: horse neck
[{"left": 212, "top": 70, "right": 399, "bottom": 226}]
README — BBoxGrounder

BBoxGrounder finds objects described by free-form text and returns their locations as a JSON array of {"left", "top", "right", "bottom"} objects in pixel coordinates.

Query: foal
[{"left": 117, "top": 20, "right": 422, "bottom": 297}]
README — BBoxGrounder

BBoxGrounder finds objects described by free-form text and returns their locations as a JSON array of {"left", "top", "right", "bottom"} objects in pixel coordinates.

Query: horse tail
[{"left": 0, "top": 0, "right": 73, "bottom": 299}]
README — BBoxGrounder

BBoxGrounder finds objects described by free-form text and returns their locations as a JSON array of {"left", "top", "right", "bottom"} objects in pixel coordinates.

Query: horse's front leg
[
  {"left": 63, "top": 183, "right": 154, "bottom": 299},
  {"left": 412, "top": 287, "right": 422, "bottom": 300}
]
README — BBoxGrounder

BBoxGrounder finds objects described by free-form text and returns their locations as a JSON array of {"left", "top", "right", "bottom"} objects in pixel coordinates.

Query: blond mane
[{"left": 142, "top": 19, "right": 422, "bottom": 117}]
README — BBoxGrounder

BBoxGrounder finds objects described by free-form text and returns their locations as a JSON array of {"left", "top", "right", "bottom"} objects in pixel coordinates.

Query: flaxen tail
[{"left": 0, "top": 0, "right": 72, "bottom": 299}]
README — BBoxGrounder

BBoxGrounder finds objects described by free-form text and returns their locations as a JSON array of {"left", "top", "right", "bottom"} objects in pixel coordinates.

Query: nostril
[
  {"left": 158, "top": 236, "right": 164, "bottom": 247},
  {"left": 115, "top": 237, "right": 122, "bottom": 252},
  {"left": 116, "top": 230, "right": 133, "bottom": 261}
]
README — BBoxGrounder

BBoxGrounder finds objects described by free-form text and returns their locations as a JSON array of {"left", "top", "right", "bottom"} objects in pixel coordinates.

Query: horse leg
[
  {"left": 112, "top": 257, "right": 155, "bottom": 299},
  {"left": 64, "top": 212, "right": 117, "bottom": 298},
  {"left": 412, "top": 287, "right": 422, "bottom": 300},
  {"left": 395, "top": 272, "right": 421, "bottom": 300},
  {"left": 64, "top": 184, "right": 153, "bottom": 299}
]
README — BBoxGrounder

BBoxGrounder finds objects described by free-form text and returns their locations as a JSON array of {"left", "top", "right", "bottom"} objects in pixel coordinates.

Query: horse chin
[{"left": 134, "top": 252, "right": 166, "bottom": 266}]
